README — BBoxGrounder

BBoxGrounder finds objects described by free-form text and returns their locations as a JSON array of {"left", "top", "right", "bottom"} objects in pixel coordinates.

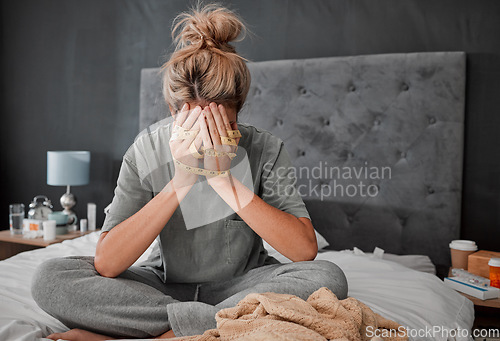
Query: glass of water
[{"left": 9, "top": 203, "right": 24, "bottom": 235}]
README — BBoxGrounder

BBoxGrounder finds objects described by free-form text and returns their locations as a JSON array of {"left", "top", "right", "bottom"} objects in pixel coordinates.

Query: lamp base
[{"left": 60, "top": 192, "right": 77, "bottom": 226}]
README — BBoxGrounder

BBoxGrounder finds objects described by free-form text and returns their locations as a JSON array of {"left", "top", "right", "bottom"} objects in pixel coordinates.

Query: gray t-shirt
[{"left": 102, "top": 122, "right": 310, "bottom": 283}]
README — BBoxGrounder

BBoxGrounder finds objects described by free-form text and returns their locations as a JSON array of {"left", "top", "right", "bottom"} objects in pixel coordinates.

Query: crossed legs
[{"left": 32, "top": 256, "right": 347, "bottom": 339}]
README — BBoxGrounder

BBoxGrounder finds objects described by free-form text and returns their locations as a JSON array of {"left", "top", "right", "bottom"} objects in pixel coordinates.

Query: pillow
[
  {"left": 263, "top": 230, "right": 329, "bottom": 262},
  {"left": 315, "top": 231, "right": 330, "bottom": 250},
  {"left": 341, "top": 247, "right": 436, "bottom": 274}
]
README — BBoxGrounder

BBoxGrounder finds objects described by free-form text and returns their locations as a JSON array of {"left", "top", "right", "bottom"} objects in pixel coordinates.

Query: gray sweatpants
[{"left": 31, "top": 256, "right": 347, "bottom": 338}]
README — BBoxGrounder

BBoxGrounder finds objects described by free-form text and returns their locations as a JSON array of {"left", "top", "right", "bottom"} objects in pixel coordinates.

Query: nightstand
[
  {"left": 447, "top": 268, "right": 500, "bottom": 331},
  {"left": 0, "top": 229, "right": 98, "bottom": 260},
  {"left": 459, "top": 293, "right": 500, "bottom": 330}
]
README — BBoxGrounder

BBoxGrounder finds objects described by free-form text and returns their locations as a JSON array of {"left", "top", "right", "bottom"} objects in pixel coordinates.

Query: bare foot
[
  {"left": 155, "top": 329, "right": 176, "bottom": 339},
  {"left": 47, "top": 328, "right": 115, "bottom": 341}
]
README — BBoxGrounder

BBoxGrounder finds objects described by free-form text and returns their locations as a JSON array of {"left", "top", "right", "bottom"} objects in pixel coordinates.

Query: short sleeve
[
  {"left": 101, "top": 154, "right": 153, "bottom": 233},
  {"left": 259, "top": 142, "right": 311, "bottom": 220}
]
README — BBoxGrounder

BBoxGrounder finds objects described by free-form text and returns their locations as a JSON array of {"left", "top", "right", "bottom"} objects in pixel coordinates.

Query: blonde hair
[{"left": 161, "top": 3, "right": 251, "bottom": 113}]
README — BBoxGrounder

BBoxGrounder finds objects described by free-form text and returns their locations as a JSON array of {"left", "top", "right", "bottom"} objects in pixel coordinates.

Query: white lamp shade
[{"left": 47, "top": 151, "right": 90, "bottom": 186}]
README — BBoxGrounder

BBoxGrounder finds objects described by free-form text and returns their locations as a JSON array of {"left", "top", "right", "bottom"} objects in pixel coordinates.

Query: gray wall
[{"left": 1, "top": 0, "right": 499, "bottom": 252}]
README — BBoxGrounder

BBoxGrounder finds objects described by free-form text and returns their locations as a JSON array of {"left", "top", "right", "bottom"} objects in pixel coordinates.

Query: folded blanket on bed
[{"left": 179, "top": 287, "right": 408, "bottom": 341}]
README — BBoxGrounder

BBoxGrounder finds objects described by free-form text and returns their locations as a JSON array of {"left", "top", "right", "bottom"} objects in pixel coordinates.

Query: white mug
[{"left": 43, "top": 220, "right": 57, "bottom": 241}]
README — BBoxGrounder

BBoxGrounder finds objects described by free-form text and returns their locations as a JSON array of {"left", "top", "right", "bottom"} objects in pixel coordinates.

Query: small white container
[
  {"left": 80, "top": 219, "right": 88, "bottom": 232},
  {"left": 43, "top": 220, "right": 57, "bottom": 241},
  {"left": 87, "top": 203, "right": 96, "bottom": 231}
]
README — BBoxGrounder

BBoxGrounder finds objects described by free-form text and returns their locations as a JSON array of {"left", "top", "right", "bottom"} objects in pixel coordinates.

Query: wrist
[
  {"left": 171, "top": 174, "right": 197, "bottom": 191},
  {"left": 207, "top": 174, "right": 253, "bottom": 213},
  {"left": 207, "top": 175, "right": 232, "bottom": 189}
]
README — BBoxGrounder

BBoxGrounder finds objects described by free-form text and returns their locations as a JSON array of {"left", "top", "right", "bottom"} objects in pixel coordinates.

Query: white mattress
[{"left": 0, "top": 232, "right": 473, "bottom": 341}]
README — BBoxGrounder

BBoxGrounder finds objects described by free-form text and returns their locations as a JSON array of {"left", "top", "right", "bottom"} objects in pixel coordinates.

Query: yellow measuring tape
[
  {"left": 189, "top": 144, "right": 237, "bottom": 160},
  {"left": 172, "top": 157, "right": 231, "bottom": 177},
  {"left": 170, "top": 125, "right": 241, "bottom": 177}
]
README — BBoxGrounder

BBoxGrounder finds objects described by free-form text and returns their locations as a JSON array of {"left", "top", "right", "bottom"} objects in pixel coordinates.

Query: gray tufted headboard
[{"left": 139, "top": 52, "right": 466, "bottom": 268}]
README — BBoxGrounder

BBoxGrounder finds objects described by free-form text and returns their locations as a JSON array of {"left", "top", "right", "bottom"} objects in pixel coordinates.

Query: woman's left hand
[{"left": 199, "top": 102, "right": 240, "bottom": 184}]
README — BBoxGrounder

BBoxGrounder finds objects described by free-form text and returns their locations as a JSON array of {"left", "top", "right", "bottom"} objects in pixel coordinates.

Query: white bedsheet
[
  {"left": 0, "top": 232, "right": 473, "bottom": 341},
  {"left": 317, "top": 252, "right": 473, "bottom": 340}
]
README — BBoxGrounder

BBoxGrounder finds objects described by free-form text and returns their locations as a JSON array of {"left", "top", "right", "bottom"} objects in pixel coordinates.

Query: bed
[{"left": 0, "top": 52, "right": 473, "bottom": 340}]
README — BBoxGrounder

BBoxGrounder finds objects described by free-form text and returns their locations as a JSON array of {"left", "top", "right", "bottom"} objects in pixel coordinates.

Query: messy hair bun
[
  {"left": 172, "top": 3, "right": 244, "bottom": 53},
  {"left": 161, "top": 3, "right": 251, "bottom": 113}
]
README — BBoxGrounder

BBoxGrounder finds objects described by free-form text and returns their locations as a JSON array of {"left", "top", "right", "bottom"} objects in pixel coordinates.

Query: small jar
[{"left": 488, "top": 258, "right": 500, "bottom": 289}]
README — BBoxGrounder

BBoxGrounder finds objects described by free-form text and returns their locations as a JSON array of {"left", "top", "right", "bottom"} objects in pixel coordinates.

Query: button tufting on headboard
[{"left": 139, "top": 52, "right": 466, "bottom": 267}]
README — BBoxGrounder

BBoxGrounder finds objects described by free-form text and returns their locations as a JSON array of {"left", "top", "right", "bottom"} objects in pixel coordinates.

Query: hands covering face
[
  {"left": 169, "top": 102, "right": 240, "bottom": 186},
  {"left": 199, "top": 102, "right": 240, "bottom": 178}
]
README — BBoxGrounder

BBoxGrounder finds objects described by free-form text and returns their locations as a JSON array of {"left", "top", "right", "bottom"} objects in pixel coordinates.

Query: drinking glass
[{"left": 9, "top": 203, "right": 25, "bottom": 235}]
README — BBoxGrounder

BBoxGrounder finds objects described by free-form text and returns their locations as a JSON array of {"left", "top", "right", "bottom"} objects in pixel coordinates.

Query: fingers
[
  {"left": 209, "top": 102, "right": 228, "bottom": 137},
  {"left": 185, "top": 118, "right": 204, "bottom": 152},
  {"left": 182, "top": 106, "right": 202, "bottom": 130},
  {"left": 200, "top": 112, "right": 221, "bottom": 172},
  {"left": 46, "top": 333, "right": 61, "bottom": 340},
  {"left": 203, "top": 106, "right": 221, "bottom": 147},
  {"left": 174, "top": 103, "right": 190, "bottom": 126},
  {"left": 171, "top": 105, "right": 201, "bottom": 154},
  {"left": 180, "top": 120, "right": 201, "bottom": 149},
  {"left": 231, "top": 121, "right": 241, "bottom": 145},
  {"left": 199, "top": 111, "right": 213, "bottom": 149},
  {"left": 218, "top": 104, "right": 233, "bottom": 131},
  {"left": 173, "top": 102, "right": 239, "bottom": 161}
]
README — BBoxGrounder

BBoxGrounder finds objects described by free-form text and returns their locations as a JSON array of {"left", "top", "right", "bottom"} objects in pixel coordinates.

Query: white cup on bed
[
  {"left": 449, "top": 240, "right": 477, "bottom": 270},
  {"left": 43, "top": 220, "right": 57, "bottom": 241}
]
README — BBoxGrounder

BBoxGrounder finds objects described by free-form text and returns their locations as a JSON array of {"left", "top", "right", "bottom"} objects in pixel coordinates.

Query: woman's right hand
[
  {"left": 169, "top": 103, "right": 204, "bottom": 188},
  {"left": 96, "top": 103, "right": 203, "bottom": 277}
]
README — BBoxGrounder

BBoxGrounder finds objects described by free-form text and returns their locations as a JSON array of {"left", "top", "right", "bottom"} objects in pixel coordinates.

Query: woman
[{"left": 32, "top": 4, "right": 347, "bottom": 340}]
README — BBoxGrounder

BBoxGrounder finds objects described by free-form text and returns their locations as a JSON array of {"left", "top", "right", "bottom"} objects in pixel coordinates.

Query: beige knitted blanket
[{"left": 179, "top": 287, "right": 408, "bottom": 341}]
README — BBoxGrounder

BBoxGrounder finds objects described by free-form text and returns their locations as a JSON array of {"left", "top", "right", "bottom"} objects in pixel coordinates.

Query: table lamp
[{"left": 47, "top": 151, "right": 90, "bottom": 222}]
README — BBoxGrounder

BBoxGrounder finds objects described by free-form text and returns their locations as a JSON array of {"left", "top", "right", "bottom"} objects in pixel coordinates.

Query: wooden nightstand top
[
  {"left": 0, "top": 229, "right": 98, "bottom": 247},
  {"left": 459, "top": 291, "right": 500, "bottom": 309}
]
